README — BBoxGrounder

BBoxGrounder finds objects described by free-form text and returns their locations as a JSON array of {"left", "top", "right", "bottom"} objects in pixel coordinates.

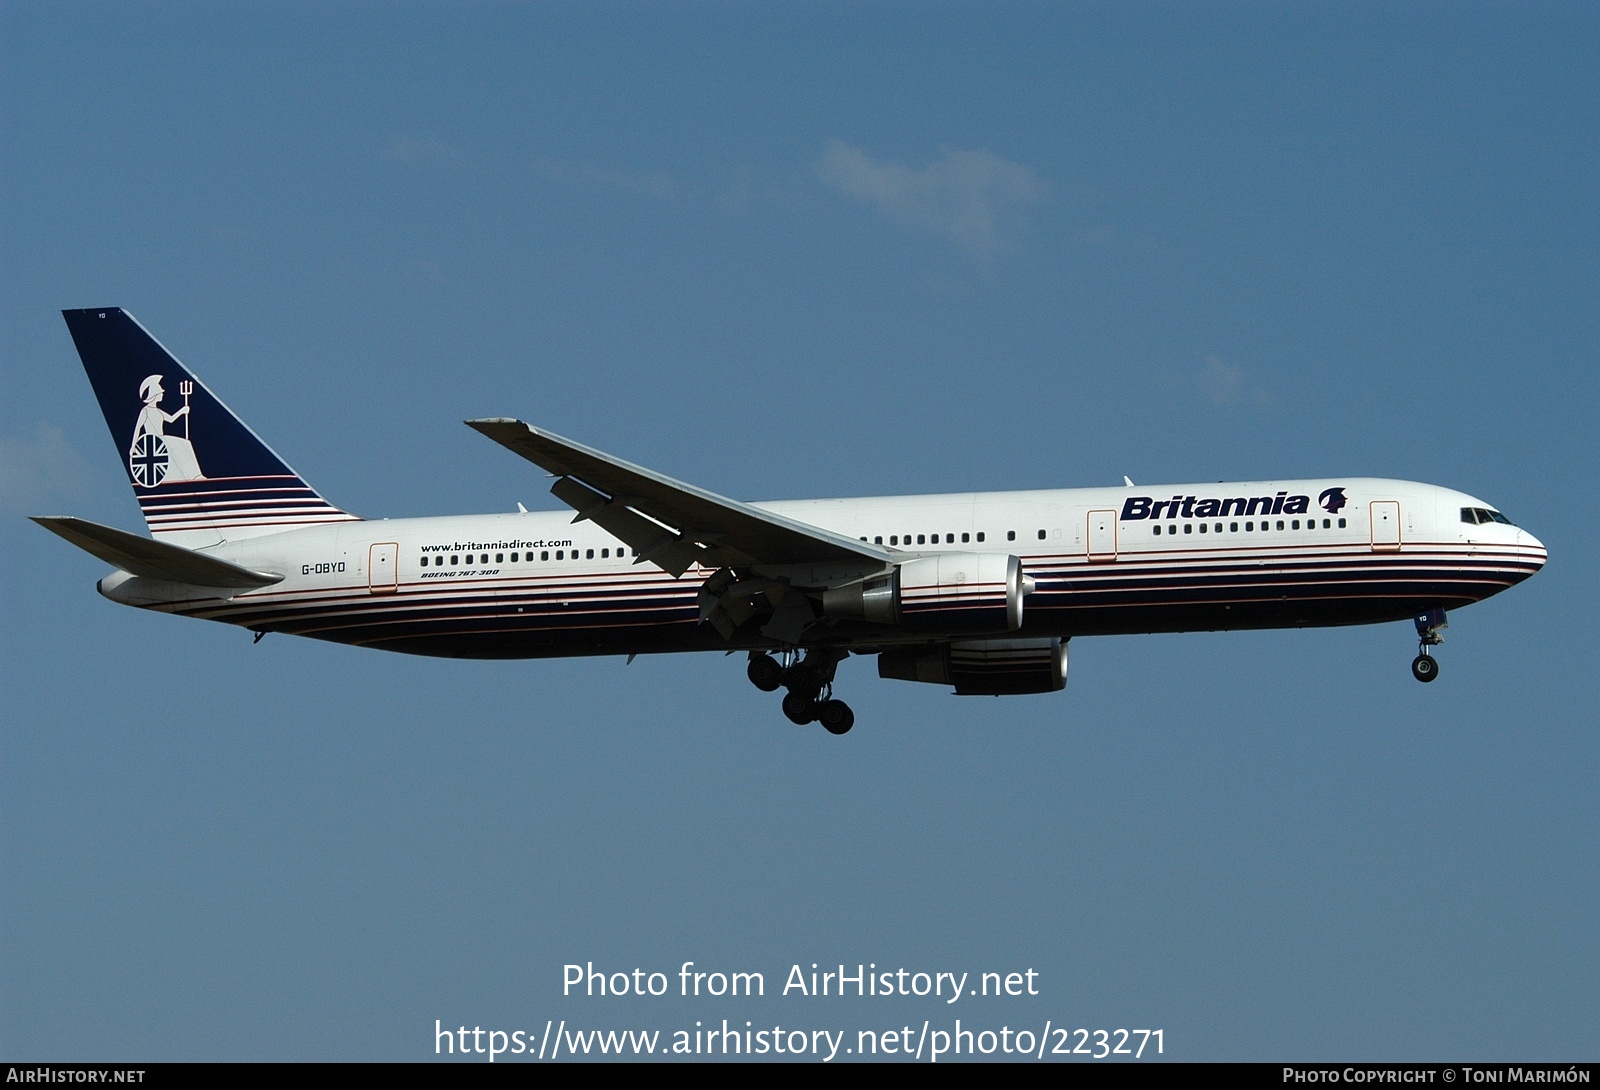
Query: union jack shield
[{"left": 129, "top": 433, "right": 169, "bottom": 487}]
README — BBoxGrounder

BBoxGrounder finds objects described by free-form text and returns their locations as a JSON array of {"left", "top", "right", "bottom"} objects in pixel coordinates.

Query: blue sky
[{"left": 3, "top": 2, "right": 1595, "bottom": 1061}]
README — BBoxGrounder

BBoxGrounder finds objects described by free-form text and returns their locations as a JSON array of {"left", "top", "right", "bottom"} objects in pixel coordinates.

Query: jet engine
[
  {"left": 821, "top": 552, "right": 1028, "bottom": 634},
  {"left": 878, "top": 637, "right": 1068, "bottom": 695}
]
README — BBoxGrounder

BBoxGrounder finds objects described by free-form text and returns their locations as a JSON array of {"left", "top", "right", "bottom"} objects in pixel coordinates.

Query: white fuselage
[{"left": 97, "top": 477, "right": 1546, "bottom": 660}]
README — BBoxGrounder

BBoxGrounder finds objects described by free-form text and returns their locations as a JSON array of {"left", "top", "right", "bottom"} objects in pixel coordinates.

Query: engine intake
[{"left": 878, "top": 637, "right": 1068, "bottom": 695}]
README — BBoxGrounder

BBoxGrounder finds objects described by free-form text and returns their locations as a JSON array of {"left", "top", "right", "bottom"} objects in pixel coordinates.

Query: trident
[{"left": 179, "top": 379, "right": 193, "bottom": 438}]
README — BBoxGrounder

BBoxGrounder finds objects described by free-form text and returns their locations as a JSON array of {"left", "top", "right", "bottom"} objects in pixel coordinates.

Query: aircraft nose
[{"left": 1517, "top": 528, "right": 1548, "bottom": 571}]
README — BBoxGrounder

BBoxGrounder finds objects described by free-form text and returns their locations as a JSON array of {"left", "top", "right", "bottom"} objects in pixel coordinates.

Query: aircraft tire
[
  {"left": 747, "top": 655, "right": 784, "bottom": 692},
  {"left": 1411, "top": 654, "right": 1439, "bottom": 683},
  {"left": 782, "top": 691, "right": 818, "bottom": 724},
  {"left": 818, "top": 700, "right": 855, "bottom": 735},
  {"left": 784, "top": 663, "right": 822, "bottom": 700}
]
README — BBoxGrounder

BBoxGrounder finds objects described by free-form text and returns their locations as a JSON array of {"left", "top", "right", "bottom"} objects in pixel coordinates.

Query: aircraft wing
[
  {"left": 32, "top": 515, "right": 284, "bottom": 588},
  {"left": 466, "top": 418, "right": 893, "bottom": 578}
]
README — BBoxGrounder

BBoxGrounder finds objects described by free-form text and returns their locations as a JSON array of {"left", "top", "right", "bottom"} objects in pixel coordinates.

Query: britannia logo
[
  {"left": 1318, "top": 487, "right": 1348, "bottom": 515},
  {"left": 129, "top": 374, "right": 205, "bottom": 487}
]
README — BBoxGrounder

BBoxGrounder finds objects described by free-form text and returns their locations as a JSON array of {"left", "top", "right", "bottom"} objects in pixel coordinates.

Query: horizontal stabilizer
[{"left": 32, "top": 516, "right": 284, "bottom": 588}]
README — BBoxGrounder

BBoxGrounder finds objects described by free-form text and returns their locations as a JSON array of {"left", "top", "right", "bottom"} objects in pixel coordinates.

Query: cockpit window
[{"left": 1461, "top": 507, "right": 1516, "bottom": 526}]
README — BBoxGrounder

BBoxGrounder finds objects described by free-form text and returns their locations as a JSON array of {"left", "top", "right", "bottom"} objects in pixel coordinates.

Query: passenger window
[
  {"left": 1322, "top": 519, "right": 1330, "bottom": 529},
  {"left": 1291, "top": 520, "right": 1300, "bottom": 530},
  {"left": 1276, "top": 521, "right": 1284, "bottom": 530},
  {"left": 555, "top": 550, "right": 563, "bottom": 560},
  {"left": 465, "top": 553, "right": 474, "bottom": 565},
  {"left": 1338, "top": 518, "right": 1346, "bottom": 528},
  {"left": 1153, "top": 525, "right": 1162, "bottom": 535},
  {"left": 1199, "top": 523, "right": 1208, "bottom": 533},
  {"left": 586, "top": 549, "right": 594, "bottom": 559},
  {"left": 976, "top": 532, "right": 985, "bottom": 543},
  {"left": 1245, "top": 522, "right": 1253, "bottom": 531},
  {"left": 1214, "top": 523, "right": 1222, "bottom": 533},
  {"left": 875, "top": 536, "right": 883, "bottom": 545},
  {"left": 1007, "top": 530, "right": 1016, "bottom": 542},
  {"left": 450, "top": 555, "right": 459, "bottom": 565},
  {"left": 947, "top": 533, "right": 955, "bottom": 544},
  {"left": 917, "top": 534, "right": 926, "bottom": 545},
  {"left": 1183, "top": 524, "right": 1193, "bottom": 534},
  {"left": 1229, "top": 522, "right": 1238, "bottom": 532},
  {"left": 496, "top": 553, "right": 504, "bottom": 563},
  {"left": 541, "top": 551, "right": 549, "bottom": 561},
  {"left": 961, "top": 533, "right": 969, "bottom": 543},
  {"left": 602, "top": 548, "right": 609, "bottom": 558},
  {"left": 1037, "top": 529, "right": 1046, "bottom": 540}
]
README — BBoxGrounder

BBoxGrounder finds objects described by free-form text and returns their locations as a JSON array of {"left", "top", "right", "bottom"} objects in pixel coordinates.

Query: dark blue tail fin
[{"left": 62, "top": 308, "right": 359, "bottom": 545}]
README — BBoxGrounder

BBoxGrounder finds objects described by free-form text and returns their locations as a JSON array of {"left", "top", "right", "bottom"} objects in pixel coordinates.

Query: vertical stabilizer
[{"left": 62, "top": 308, "right": 360, "bottom": 545}]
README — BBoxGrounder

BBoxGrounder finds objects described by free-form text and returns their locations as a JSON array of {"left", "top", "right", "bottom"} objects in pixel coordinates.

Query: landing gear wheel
[
  {"left": 1411, "top": 654, "right": 1439, "bottom": 683},
  {"left": 782, "top": 691, "right": 818, "bottom": 724},
  {"left": 747, "top": 654, "right": 784, "bottom": 692},
  {"left": 784, "top": 663, "right": 822, "bottom": 700},
  {"left": 817, "top": 699, "right": 855, "bottom": 735}
]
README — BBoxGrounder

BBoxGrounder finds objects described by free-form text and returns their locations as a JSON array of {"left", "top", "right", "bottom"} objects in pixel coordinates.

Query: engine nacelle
[
  {"left": 878, "top": 637, "right": 1068, "bottom": 695},
  {"left": 822, "top": 552, "right": 1027, "bottom": 634}
]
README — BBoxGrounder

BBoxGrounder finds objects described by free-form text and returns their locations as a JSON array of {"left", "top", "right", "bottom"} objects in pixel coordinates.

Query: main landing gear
[
  {"left": 748, "top": 650, "right": 854, "bottom": 734},
  {"left": 1411, "top": 607, "right": 1447, "bottom": 683}
]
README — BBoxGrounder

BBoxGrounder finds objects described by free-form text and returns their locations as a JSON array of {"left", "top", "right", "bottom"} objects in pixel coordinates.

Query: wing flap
[
  {"left": 467, "top": 418, "right": 892, "bottom": 573},
  {"left": 550, "top": 475, "right": 703, "bottom": 578},
  {"left": 32, "top": 516, "right": 284, "bottom": 588}
]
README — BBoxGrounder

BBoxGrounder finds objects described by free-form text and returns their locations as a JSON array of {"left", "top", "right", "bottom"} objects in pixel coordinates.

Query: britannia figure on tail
[{"left": 129, "top": 374, "right": 205, "bottom": 486}]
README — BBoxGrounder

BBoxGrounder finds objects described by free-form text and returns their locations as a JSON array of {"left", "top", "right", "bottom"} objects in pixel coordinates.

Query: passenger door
[
  {"left": 368, "top": 541, "right": 399, "bottom": 593},
  {"left": 1370, "top": 501, "right": 1401, "bottom": 552}
]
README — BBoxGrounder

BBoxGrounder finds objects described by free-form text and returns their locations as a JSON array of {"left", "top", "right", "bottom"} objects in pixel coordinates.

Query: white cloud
[
  {"left": 815, "top": 139, "right": 1047, "bottom": 259},
  {"left": 531, "top": 157, "right": 684, "bottom": 200},
  {"left": 0, "top": 423, "right": 93, "bottom": 513},
  {"left": 384, "top": 133, "right": 463, "bottom": 167},
  {"left": 1198, "top": 355, "right": 1275, "bottom": 409}
]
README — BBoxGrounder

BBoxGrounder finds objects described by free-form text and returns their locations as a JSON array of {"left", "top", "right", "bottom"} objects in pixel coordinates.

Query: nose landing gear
[
  {"left": 1411, "top": 608, "right": 1447, "bottom": 683},
  {"left": 749, "top": 649, "right": 854, "bottom": 733}
]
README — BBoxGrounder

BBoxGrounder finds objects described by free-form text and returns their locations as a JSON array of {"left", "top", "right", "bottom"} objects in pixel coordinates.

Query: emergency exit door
[{"left": 1087, "top": 510, "right": 1118, "bottom": 562}]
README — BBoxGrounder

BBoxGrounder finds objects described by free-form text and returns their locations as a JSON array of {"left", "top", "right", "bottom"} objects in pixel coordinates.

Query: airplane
[{"left": 35, "top": 307, "right": 1548, "bottom": 735}]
